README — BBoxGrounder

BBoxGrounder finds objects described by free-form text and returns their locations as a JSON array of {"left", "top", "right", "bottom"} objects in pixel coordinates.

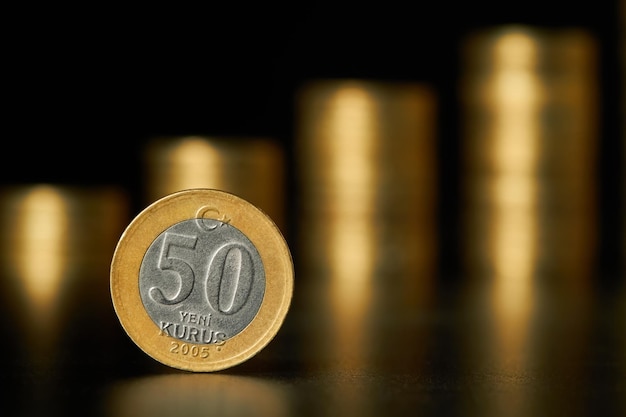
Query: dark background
[
  {"left": 3, "top": 1, "right": 624, "bottom": 280},
  {"left": 1, "top": 5, "right": 625, "bottom": 416}
]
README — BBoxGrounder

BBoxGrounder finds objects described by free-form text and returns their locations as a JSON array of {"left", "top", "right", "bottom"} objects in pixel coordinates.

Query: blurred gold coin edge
[{"left": 110, "top": 188, "right": 294, "bottom": 372}]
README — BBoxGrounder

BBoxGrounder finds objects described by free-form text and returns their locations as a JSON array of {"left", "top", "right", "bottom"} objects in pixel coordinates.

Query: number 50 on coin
[{"left": 110, "top": 189, "right": 294, "bottom": 372}]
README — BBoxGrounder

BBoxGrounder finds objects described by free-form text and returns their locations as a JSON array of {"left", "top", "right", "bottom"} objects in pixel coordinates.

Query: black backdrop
[{"left": 3, "top": 1, "right": 623, "bottom": 280}]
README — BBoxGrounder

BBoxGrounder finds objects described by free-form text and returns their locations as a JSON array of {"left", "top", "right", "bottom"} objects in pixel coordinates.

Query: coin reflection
[{"left": 105, "top": 374, "right": 290, "bottom": 417}]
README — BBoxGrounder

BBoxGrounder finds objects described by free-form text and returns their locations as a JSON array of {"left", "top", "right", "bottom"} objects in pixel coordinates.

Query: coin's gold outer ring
[{"left": 110, "top": 188, "right": 293, "bottom": 372}]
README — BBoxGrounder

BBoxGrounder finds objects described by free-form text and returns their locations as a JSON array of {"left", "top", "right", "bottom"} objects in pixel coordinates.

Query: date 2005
[{"left": 170, "top": 341, "right": 223, "bottom": 358}]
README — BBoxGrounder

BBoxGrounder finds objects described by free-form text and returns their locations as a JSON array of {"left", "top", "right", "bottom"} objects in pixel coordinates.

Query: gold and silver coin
[{"left": 110, "top": 188, "right": 293, "bottom": 372}]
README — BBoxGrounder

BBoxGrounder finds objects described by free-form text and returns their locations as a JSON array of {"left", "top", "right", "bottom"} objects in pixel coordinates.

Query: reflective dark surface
[
  {"left": 1, "top": 2, "right": 624, "bottom": 416},
  {"left": 0, "top": 189, "right": 624, "bottom": 416},
  {"left": 2, "top": 267, "right": 625, "bottom": 416}
]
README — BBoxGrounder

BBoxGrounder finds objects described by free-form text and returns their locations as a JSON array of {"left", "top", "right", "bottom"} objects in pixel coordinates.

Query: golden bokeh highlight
[{"left": 13, "top": 187, "right": 69, "bottom": 317}]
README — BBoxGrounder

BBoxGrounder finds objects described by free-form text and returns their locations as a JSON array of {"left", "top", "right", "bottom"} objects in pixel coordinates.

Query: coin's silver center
[{"left": 139, "top": 218, "right": 265, "bottom": 344}]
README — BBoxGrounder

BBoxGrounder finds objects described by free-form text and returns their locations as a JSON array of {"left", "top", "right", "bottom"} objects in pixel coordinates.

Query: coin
[{"left": 110, "top": 188, "right": 293, "bottom": 372}]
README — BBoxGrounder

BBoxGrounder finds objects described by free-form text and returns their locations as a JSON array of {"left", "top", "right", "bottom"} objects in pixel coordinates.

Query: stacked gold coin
[
  {"left": 295, "top": 79, "right": 438, "bottom": 370},
  {"left": 460, "top": 26, "right": 599, "bottom": 283},
  {"left": 143, "top": 136, "right": 286, "bottom": 232},
  {"left": 0, "top": 185, "right": 129, "bottom": 370}
]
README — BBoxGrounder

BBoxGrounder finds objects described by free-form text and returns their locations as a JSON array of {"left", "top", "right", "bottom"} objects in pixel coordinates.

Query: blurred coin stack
[
  {"left": 460, "top": 26, "right": 599, "bottom": 283},
  {"left": 294, "top": 79, "right": 437, "bottom": 373},
  {"left": 295, "top": 79, "right": 438, "bottom": 313},
  {"left": 142, "top": 136, "right": 286, "bottom": 232},
  {"left": 0, "top": 185, "right": 129, "bottom": 372}
]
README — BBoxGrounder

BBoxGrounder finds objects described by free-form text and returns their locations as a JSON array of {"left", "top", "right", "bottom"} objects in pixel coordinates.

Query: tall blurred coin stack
[
  {"left": 143, "top": 136, "right": 286, "bottom": 232},
  {"left": 295, "top": 80, "right": 437, "bottom": 373},
  {"left": 460, "top": 26, "right": 599, "bottom": 284}
]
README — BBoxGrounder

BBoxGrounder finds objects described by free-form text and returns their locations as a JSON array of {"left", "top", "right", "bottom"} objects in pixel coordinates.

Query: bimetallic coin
[{"left": 110, "top": 189, "right": 293, "bottom": 372}]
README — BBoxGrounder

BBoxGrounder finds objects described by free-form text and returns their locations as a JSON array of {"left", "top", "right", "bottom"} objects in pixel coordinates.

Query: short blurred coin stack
[
  {"left": 0, "top": 185, "right": 129, "bottom": 415},
  {"left": 0, "top": 185, "right": 129, "bottom": 362},
  {"left": 143, "top": 136, "right": 287, "bottom": 232}
]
